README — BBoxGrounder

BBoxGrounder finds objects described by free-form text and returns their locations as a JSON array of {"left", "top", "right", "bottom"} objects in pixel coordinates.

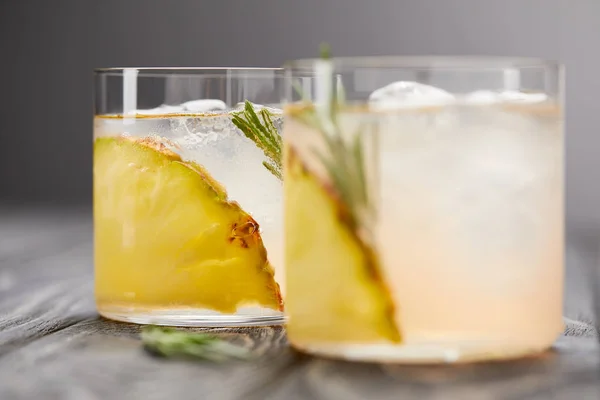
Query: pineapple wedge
[
  {"left": 94, "top": 136, "right": 283, "bottom": 313},
  {"left": 284, "top": 148, "right": 401, "bottom": 343}
]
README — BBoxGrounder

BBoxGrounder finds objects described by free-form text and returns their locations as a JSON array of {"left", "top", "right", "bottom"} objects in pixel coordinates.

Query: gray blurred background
[{"left": 0, "top": 0, "right": 599, "bottom": 233}]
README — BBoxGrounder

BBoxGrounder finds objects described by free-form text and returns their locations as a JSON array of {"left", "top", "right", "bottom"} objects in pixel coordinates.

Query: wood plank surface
[{"left": 0, "top": 209, "right": 598, "bottom": 400}]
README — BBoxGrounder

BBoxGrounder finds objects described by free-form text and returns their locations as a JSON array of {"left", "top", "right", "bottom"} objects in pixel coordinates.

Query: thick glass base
[
  {"left": 98, "top": 305, "right": 286, "bottom": 327},
  {"left": 291, "top": 338, "right": 557, "bottom": 364}
]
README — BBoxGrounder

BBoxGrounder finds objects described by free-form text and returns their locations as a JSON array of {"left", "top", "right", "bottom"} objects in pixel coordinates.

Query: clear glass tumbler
[
  {"left": 94, "top": 68, "right": 286, "bottom": 326},
  {"left": 283, "top": 57, "right": 564, "bottom": 363}
]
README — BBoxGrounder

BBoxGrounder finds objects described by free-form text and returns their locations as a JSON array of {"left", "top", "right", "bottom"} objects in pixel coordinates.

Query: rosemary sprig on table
[
  {"left": 231, "top": 101, "right": 283, "bottom": 180},
  {"left": 293, "top": 45, "right": 373, "bottom": 233},
  {"left": 141, "top": 325, "right": 251, "bottom": 362}
]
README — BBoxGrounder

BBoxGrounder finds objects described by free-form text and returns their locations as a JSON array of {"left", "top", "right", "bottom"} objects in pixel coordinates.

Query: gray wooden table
[{"left": 0, "top": 208, "right": 598, "bottom": 400}]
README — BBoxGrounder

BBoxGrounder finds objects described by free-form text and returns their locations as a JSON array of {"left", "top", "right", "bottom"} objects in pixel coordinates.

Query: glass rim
[
  {"left": 94, "top": 67, "right": 283, "bottom": 78},
  {"left": 284, "top": 56, "right": 562, "bottom": 70}
]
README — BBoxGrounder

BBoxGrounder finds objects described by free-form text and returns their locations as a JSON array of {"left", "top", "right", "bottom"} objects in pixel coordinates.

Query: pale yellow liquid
[
  {"left": 94, "top": 114, "right": 285, "bottom": 326},
  {"left": 286, "top": 103, "right": 564, "bottom": 362}
]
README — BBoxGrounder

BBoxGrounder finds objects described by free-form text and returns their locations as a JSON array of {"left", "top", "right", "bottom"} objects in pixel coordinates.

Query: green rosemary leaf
[
  {"left": 352, "top": 131, "right": 368, "bottom": 206},
  {"left": 245, "top": 102, "right": 272, "bottom": 144},
  {"left": 313, "top": 149, "right": 353, "bottom": 220},
  {"left": 263, "top": 160, "right": 283, "bottom": 181},
  {"left": 141, "top": 326, "right": 251, "bottom": 362},
  {"left": 260, "top": 108, "right": 282, "bottom": 156},
  {"left": 319, "top": 42, "right": 332, "bottom": 60},
  {"left": 231, "top": 100, "right": 283, "bottom": 180},
  {"left": 233, "top": 110, "right": 269, "bottom": 149}
]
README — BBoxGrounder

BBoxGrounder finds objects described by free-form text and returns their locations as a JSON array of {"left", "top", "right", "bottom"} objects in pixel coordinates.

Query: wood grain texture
[{"left": 0, "top": 209, "right": 598, "bottom": 400}]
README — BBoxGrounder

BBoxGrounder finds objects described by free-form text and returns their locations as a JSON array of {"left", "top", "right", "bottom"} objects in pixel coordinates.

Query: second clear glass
[{"left": 283, "top": 57, "right": 564, "bottom": 363}]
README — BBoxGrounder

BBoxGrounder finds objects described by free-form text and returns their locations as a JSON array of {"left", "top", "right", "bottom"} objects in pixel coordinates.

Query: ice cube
[
  {"left": 136, "top": 104, "right": 185, "bottom": 115},
  {"left": 181, "top": 99, "right": 227, "bottom": 112},
  {"left": 465, "top": 91, "right": 548, "bottom": 105},
  {"left": 168, "top": 114, "right": 234, "bottom": 148},
  {"left": 369, "top": 81, "right": 455, "bottom": 110}
]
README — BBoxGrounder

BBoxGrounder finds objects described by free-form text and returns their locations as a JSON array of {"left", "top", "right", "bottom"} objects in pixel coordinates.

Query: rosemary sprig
[
  {"left": 293, "top": 45, "right": 373, "bottom": 233},
  {"left": 141, "top": 325, "right": 251, "bottom": 362},
  {"left": 231, "top": 101, "right": 283, "bottom": 180}
]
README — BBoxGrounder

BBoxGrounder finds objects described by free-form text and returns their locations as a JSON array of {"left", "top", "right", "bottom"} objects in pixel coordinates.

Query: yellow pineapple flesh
[
  {"left": 284, "top": 148, "right": 401, "bottom": 343},
  {"left": 94, "top": 136, "right": 283, "bottom": 313}
]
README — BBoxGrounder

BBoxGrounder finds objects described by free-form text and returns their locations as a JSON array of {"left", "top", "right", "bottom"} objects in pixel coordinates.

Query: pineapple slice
[
  {"left": 284, "top": 149, "right": 401, "bottom": 343},
  {"left": 94, "top": 136, "right": 283, "bottom": 313}
]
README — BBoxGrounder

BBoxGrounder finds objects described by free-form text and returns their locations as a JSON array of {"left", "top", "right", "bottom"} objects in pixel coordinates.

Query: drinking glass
[
  {"left": 283, "top": 57, "right": 564, "bottom": 363},
  {"left": 94, "top": 68, "right": 286, "bottom": 326}
]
